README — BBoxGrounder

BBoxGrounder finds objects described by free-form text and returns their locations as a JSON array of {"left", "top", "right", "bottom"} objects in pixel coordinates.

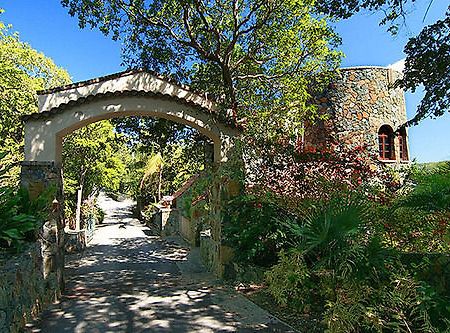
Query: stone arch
[
  {"left": 20, "top": 70, "right": 241, "bottom": 285},
  {"left": 23, "top": 70, "right": 239, "bottom": 165}
]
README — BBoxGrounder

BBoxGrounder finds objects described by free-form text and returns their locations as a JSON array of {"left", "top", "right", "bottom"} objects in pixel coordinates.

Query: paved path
[{"left": 26, "top": 195, "right": 296, "bottom": 333}]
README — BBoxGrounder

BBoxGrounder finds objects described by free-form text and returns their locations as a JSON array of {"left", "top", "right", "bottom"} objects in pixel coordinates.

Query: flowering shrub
[
  {"left": 244, "top": 141, "right": 397, "bottom": 205},
  {"left": 225, "top": 141, "right": 450, "bottom": 332}
]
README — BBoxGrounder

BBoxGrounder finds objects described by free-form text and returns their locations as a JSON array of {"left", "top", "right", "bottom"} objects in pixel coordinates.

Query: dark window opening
[
  {"left": 378, "top": 125, "right": 395, "bottom": 160},
  {"left": 398, "top": 128, "right": 408, "bottom": 161}
]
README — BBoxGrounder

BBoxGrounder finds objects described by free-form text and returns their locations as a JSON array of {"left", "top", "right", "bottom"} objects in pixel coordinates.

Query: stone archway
[
  {"left": 20, "top": 69, "right": 240, "bottom": 287},
  {"left": 23, "top": 69, "right": 238, "bottom": 166}
]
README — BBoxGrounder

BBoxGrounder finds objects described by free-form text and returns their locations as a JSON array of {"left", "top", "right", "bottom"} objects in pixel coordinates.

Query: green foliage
[
  {"left": 399, "top": 6, "right": 449, "bottom": 126},
  {"left": 0, "top": 152, "right": 54, "bottom": 251},
  {"left": 224, "top": 193, "right": 298, "bottom": 266},
  {"left": 294, "top": 196, "right": 369, "bottom": 259},
  {"left": 113, "top": 117, "right": 208, "bottom": 210},
  {"left": 263, "top": 187, "right": 450, "bottom": 332},
  {"left": 322, "top": 261, "right": 450, "bottom": 333},
  {"left": 265, "top": 250, "right": 313, "bottom": 311},
  {"left": 0, "top": 16, "right": 70, "bottom": 179},
  {"left": 178, "top": 173, "right": 211, "bottom": 220},
  {"left": 140, "top": 153, "right": 164, "bottom": 191},
  {"left": 379, "top": 162, "right": 450, "bottom": 252},
  {"left": 62, "top": 0, "right": 342, "bottom": 138},
  {"left": 0, "top": 187, "right": 37, "bottom": 250},
  {"left": 62, "top": 120, "right": 128, "bottom": 213},
  {"left": 402, "top": 162, "right": 450, "bottom": 213}
]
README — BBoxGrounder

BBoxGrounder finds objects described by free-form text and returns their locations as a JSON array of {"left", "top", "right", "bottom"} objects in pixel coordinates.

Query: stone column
[{"left": 20, "top": 161, "right": 65, "bottom": 295}]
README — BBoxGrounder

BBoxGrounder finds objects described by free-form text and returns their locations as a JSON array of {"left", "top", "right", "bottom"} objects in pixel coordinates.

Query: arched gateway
[
  {"left": 23, "top": 69, "right": 238, "bottom": 165},
  {"left": 21, "top": 69, "right": 239, "bottom": 210},
  {"left": 20, "top": 70, "right": 240, "bottom": 286}
]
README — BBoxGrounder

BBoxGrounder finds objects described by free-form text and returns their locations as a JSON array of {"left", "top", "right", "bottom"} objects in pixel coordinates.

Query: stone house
[{"left": 304, "top": 66, "right": 410, "bottom": 164}]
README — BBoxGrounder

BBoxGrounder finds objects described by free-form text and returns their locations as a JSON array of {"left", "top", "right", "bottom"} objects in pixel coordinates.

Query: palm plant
[
  {"left": 140, "top": 152, "right": 164, "bottom": 202},
  {"left": 287, "top": 195, "right": 377, "bottom": 280}
]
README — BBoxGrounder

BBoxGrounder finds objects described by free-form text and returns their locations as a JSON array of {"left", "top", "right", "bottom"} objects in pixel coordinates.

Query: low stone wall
[
  {"left": 179, "top": 215, "right": 196, "bottom": 245},
  {"left": 64, "top": 229, "right": 87, "bottom": 253},
  {"left": 0, "top": 242, "right": 59, "bottom": 333}
]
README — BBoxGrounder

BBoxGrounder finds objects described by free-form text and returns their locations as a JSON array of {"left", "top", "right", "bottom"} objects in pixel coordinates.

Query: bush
[
  {"left": 378, "top": 162, "right": 450, "bottom": 252},
  {"left": 223, "top": 192, "right": 299, "bottom": 266},
  {"left": 264, "top": 191, "right": 450, "bottom": 332},
  {"left": 323, "top": 261, "right": 450, "bottom": 333},
  {"left": 265, "top": 250, "right": 315, "bottom": 311},
  {"left": 0, "top": 152, "right": 53, "bottom": 251}
]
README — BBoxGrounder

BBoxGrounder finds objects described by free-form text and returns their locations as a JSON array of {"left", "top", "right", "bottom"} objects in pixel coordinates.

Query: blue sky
[{"left": 1, "top": 0, "right": 449, "bottom": 162}]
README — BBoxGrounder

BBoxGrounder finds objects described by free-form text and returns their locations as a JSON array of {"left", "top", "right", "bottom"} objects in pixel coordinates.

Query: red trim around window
[{"left": 378, "top": 125, "right": 395, "bottom": 160}]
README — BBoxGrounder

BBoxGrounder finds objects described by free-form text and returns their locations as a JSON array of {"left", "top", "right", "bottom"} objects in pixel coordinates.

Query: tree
[
  {"left": 112, "top": 117, "right": 206, "bottom": 152},
  {"left": 0, "top": 14, "right": 71, "bottom": 175},
  {"left": 315, "top": 1, "right": 450, "bottom": 125},
  {"left": 115, "top": 117, "right": 209, "bottom": 213},
  {"left": 62, "top": 120, "right": 127, "bottom": 216},
  {"left": 61, "top": 0, "right": 342, "bottom": 140},
  {"left": 401, "top": 9, "right": 449, "bottom": 125}
]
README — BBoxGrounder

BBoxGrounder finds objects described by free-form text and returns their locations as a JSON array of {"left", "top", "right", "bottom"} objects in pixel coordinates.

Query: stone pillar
[
  {"left": 20, "top": 161, "right": 65, "bottom": 295},
  {"left": 199, "top": 171, "right": 242, "bottom": 277},
  {"left": 160, "top": 208, "right": 179, "bottom": 237}
]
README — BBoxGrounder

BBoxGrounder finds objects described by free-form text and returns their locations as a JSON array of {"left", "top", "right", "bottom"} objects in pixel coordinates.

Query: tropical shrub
[
  {"left": 0, "top": 188, "right": 39, "bottom": 250},
  {"left": 265, "top": 250, "right": 314, "bottom": 311},
  {"left": 379, "top": 162, "right": 450, "bottom": 252},
  {"left": 264, "top": 192, "right": 450, "bottom": 332},
  {"left": 0, "top": 152, "right": 53, "bottom": 251},
  {"left": 224, "top": 193, "right": 299, "bottom": 266}
]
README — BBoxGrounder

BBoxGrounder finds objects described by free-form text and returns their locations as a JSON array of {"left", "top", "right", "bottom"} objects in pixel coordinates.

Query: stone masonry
[
  {"left": 305, "top": 67, "right": 409, "bottom": 163},
  {"left": 0, "top": 243, "right": 59, "bottom": 333}
]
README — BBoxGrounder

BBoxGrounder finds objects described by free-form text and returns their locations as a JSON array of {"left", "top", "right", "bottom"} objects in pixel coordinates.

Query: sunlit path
[{"left": 25, "top": 195, "right": 296, "bottom": 333}]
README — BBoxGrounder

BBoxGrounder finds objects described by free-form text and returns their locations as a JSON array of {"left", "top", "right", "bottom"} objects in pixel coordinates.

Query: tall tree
[
  {"left": 315, "top": 1, "right": 450, "bottom": 125},
  {"left": 0, "top": 14, "right": 71, "bottom": 173},
  {"left": 61, "top": 0, "right": 342, "bottom": 140}
]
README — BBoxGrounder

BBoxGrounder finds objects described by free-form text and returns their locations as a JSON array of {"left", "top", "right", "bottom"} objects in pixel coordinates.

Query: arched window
[
  {"left": 398, "top": 127, "right": 408, "bottom": 161},
  {"left": 378, "top": 125, "right": 395, "bottom": 160}
]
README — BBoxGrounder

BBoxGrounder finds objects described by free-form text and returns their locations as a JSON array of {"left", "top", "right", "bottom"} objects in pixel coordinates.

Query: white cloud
[{"left": 387, "top": 58, "right": 405, "bottom": 72}]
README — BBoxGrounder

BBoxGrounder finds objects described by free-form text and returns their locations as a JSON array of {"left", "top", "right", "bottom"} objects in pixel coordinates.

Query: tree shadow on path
[{"left": 25, "top": 198, "right": 296, "bottom": 333}]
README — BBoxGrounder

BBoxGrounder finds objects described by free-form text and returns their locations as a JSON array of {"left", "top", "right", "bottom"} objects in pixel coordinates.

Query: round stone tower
[{"left": 305, "top": 66, "right": 410, "bottom": 163}]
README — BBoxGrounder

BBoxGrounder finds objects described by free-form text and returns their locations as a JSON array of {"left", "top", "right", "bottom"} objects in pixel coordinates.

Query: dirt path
[{"left": 26, "top": 194, "right": 296, "bottom": 333}]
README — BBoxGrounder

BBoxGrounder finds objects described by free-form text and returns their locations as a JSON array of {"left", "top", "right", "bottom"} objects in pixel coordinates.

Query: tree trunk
[
  {"left": 75, "top": 184, "right": 83, "bottom": 231},
  {"left": 158, "top": 165, "right": 163, "bottom": 201},
  {"left": 221, "top": 63, "right": 238, "bottom": 122}
]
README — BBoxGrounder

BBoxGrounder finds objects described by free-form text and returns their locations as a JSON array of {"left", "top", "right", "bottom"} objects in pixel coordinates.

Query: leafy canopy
[
  {"left": 61, "top": 0, "right": 342, "bottom": 139},
  {"left": 315, "top": 1, "right": 450, "bottom": 125},
  {"left": 0, "top": 14, "right": 71, "bottom": 172}
]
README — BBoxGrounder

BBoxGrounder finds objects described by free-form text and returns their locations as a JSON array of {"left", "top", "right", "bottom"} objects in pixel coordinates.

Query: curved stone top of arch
[
  {"left": 23, "top": 69, "right": 228, "bottom": 122},
  {"left": 22, "top": 69, "right": 239, "bottom": 164}
]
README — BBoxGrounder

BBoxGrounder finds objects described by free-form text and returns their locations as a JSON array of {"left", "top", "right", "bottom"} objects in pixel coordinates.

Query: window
[
  {"left": 378, "top": 125, "right": 395, "bottom": 160},
  {"left": 398, "top": 127, "right": 408, "bottom": 161}
]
